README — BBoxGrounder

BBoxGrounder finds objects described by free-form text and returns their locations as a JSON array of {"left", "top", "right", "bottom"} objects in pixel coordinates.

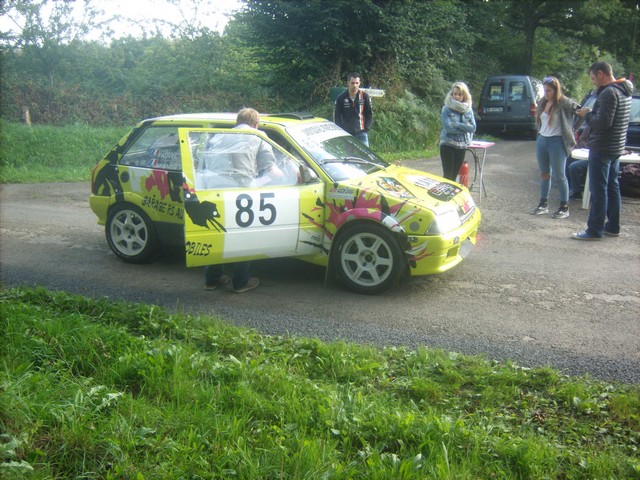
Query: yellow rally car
[{"left": 90, "top": 113, "right": 481, "bottom": 294}]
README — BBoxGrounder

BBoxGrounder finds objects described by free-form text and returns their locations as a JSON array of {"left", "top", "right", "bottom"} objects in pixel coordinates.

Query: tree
[{"left": 234, "top": 0, "right": 475, "bottom": 106}]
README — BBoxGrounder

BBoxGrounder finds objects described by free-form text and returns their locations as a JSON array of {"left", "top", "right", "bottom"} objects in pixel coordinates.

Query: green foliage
[
  {"left": 370, "top": 91, "right": 441, "bottom": 152},
  {"left": 0, "top": 0, "right": 637, "bottom": 128},
  {"left": 2, "top": 286, "right": 640, "bottom": 478},
  {"left": 0, "top": 120, "right": 128, "bottom": 183}
]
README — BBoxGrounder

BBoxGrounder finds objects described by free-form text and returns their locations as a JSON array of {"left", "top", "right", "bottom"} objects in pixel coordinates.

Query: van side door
[
  {"left": 506, "top": 79, "right": 532, "bottom": 126},
  {"left": 481, "top": 79, "right": 507, "bottom": 124}
]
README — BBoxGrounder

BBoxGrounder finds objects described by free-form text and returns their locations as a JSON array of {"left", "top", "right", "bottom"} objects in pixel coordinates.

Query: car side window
[
  {"left": 120, "top": 127, "right": 181, "bottom": 170},
  {"left": 190, "top": 131, "right": 301, "bottom": 190}
]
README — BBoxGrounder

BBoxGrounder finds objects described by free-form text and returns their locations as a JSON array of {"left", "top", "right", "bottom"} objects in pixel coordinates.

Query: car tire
[
  {"left": 332, "top": 223, "right": 406, "bottom": 294},
  {"left": 106, "top": 204, "right": 157, "bottom": 264}
]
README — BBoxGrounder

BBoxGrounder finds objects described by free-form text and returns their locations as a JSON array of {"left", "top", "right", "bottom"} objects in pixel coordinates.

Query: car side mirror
[{"left": 299, "top": 163, "right": 318, "bottom": 184}]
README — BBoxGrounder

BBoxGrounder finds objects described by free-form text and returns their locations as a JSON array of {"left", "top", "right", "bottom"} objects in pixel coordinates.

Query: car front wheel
[
  {"left": 106, "top": 204, "right": 157, "bottom": 263},
  {"left": 333, "top": 223, "right": 406, "bottom": 294}
]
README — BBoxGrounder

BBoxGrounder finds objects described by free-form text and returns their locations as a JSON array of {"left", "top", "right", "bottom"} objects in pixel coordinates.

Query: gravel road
[{"left": 1, "top": 138, "right": 639, "bottom": 383}]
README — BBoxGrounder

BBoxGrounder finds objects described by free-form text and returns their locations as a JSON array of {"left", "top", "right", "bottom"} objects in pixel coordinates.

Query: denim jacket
[{"left": 439, "top": 106, "right": 476, "bottom": 149}]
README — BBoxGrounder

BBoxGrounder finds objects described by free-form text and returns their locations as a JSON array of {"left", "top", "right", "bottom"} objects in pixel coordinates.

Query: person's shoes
[
  {"left": 571, "top": 230, "right": 601, "bottom": 241},
  {"left": 552, "top": 207, "right": 570, "bottom": 219},
  {"left": 205, "top": 274, "right": 230, "bottom": 290},
  {"left": 531, "top": 204, "right": 548, "bottom": 215},
  {"left": 232, "top": 277, "right": 260, "bottom": 293},
  {"left": 569, "top": 192, "right": 582, "bottom": 200},
  {"left": 603, "top": 230, "right": 620, "bottom": 237}
]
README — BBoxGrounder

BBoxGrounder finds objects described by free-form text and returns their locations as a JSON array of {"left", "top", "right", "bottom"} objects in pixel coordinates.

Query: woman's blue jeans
[
  {"left": 586, "top": 149, "right": 621, "bottom": 237},
  {"left": 536, "top": 135, "right": 569, "bottom": 203}
]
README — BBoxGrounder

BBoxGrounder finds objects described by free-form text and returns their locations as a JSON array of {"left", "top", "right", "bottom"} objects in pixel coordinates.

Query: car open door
[{"left": 178, "top": 127, "right": 325, "bottom": 268}]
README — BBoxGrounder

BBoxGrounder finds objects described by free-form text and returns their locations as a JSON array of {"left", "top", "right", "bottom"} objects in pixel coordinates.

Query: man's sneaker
[
  {"left": 571, "top": 230, "right": 601, "bottom": 241},
  {"left": 233, "top": 277, "right": 260, "bottom": 293},
  {"left": 205, "top": 274, "right": 230, "bottom": 290},
  {"left": 531, "top": 204, "right": 548, "bottom": 215},
  {"left": 552, "top": 207, "right": 569, "bottom": 219},
  {"left": 603, "top": 230, "right": 620, "bottom": 237}
]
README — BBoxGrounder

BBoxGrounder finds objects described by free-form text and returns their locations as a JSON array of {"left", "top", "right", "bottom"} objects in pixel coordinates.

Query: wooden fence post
[{"left": 22, "top": 106, "right": 31, "bottom": 126}]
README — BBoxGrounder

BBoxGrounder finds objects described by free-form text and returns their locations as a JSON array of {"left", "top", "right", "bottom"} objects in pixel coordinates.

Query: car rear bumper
[{"left": 89, "top": 195, "right": 109, "bottom": 225}]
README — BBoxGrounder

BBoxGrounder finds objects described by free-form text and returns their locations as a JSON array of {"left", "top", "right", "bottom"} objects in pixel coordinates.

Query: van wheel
[
  {"left": 332, "top": 223, "right": 405, "bottom": 294},
  {"left": 106, "top": 204, "right": 157, "bottom": 263}
]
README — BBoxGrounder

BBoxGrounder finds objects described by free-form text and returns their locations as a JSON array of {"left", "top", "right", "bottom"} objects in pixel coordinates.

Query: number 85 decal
[{"left": 235, "top": 193, "right": 277, "bottom": 227}]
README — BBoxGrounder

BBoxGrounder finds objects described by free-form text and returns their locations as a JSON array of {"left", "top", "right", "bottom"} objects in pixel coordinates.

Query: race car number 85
[{"left": 235, "top": 193, "right": 276, "bottom": 227}]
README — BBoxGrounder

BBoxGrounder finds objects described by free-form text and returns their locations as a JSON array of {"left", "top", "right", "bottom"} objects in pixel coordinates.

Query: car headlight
[{"left": 427, "top": 210, "right": 462, "bottom": 234}]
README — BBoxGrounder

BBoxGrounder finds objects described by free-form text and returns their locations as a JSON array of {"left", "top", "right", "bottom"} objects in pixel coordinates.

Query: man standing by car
[
  {"left": 573, "top": 61, "right": 633, "bottom": 240},
  {"left": 203, "top": 108, "right": 283, "bottom": 292},
  {"left": 334, "top": 72, "right": 373, "bottom": 146}
]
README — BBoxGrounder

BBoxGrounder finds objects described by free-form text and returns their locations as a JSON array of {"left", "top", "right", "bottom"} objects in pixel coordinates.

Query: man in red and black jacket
[{"left": 333, "top": 72, "right": 373, "bottom": 146}]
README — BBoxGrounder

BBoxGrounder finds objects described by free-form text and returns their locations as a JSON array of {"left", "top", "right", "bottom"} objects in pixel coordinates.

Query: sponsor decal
[
  {"left": 376, "top": 177, "right": 413, "bottom": 198},
  {"left": 328, "top": 186, "right": 357, "bottom": 199},
  {"left": 406, "top": 175, "right": 461, "bottom": 201},
  {"left": 142, "top": 195, "right": 184, "bottom": 219},
  {"left": 185, "top": 241, "right": 212, "bottom": 257},
  {"left": 183, "top": 192, "right": 226, "bottom": 232}
]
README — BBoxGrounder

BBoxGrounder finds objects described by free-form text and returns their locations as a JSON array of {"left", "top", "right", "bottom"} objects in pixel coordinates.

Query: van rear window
[
  {"left": 508, "top": 82, "right": 527, "bottom": 101},
  {"left": 487, "top": 84, "right": 504, "bottom": 101}
]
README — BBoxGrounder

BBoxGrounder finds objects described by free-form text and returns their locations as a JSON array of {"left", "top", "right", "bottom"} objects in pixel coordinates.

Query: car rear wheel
[
  {"left": 106, "top": 204, "right": 157, "bottom": 263},
  {"left": 333, "top": 223, "right": 406, "bottom": 294}
]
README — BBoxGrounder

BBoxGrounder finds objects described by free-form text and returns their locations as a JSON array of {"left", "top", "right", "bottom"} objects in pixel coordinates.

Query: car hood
[{"left": 334, "top": 164, "right": 474, "bottom": 216}]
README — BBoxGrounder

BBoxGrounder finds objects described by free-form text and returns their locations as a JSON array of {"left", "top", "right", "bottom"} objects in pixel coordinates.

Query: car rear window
[{"left": 120, "top": 127, "right": 182, "bottom": 170}]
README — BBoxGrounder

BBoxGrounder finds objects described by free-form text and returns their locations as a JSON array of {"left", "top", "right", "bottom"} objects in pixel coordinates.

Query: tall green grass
[
  {"left": 2, "top": 286, "right": 639, "bottom": 479},
  {"left": 0, "top": 120, "right": 129, "bottom": 183}
]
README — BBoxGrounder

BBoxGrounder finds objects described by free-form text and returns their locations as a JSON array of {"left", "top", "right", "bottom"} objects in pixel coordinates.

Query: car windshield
[{"left": 286, "top": 122, "right": 389, "bottom": 181}]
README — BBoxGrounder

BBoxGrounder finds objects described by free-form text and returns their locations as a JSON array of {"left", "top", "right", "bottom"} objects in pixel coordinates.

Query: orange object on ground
[{"left": 457, "top": 161, "right": 469, "bottom": 187}]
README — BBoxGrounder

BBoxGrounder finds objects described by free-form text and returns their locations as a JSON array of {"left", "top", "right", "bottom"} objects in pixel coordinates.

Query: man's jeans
[
  {"left": 586, "top": 149, "right": 621, "bottom": 237},
  {"left": 205, "top": 262, "right": 251, "bottom": 290},
  {"left": 355, "top": 132, "right": 369, "bottom": 147},
  {"left": 567, "top": 159, "right": 588, "bottom": 197}
]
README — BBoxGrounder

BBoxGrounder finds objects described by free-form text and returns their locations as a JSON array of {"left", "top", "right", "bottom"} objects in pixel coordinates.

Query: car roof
[{"left": 147, "top": 112, "right": 324, "bottom": 127}]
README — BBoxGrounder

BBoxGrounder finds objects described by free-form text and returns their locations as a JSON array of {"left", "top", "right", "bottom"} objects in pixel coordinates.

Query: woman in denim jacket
[
  {"left": 531, "top": 76, "right": 578, "bottom": 219},
  {"left": 439, "top": 82, "right": 476, "bottom": 181}
]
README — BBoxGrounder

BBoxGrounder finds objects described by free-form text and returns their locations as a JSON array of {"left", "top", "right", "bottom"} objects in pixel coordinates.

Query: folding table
[{"left": 466, "top": 140, "right": 496, "bottom": 203}]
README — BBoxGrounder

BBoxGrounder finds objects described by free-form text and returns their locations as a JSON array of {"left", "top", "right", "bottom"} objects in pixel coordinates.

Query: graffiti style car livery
[{"left": 90, "top": 113, "right": 481, "bottom": 293}]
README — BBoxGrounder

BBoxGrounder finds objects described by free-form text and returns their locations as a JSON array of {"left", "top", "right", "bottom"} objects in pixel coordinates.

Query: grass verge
[
  {"left": 0, "top": 121, "right": 129, "bottom": 183},
  {"left": 1, "top": 286, "right": 639, "bottom": 479}
]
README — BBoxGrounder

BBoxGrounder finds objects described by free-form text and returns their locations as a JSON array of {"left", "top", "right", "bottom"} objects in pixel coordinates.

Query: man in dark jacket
[
  {"left": 573, "top": 61, "right": 633, "bottom": 240},
  {"left": 334, "top": 72, "right": 373, "bottom": 146}
]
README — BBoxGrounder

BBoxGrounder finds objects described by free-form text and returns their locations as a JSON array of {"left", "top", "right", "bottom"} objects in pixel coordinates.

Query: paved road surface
[{"left": 1, "top": 139, "right": 639, "bottom": 383}]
